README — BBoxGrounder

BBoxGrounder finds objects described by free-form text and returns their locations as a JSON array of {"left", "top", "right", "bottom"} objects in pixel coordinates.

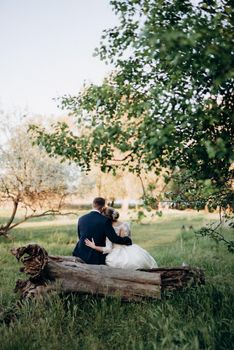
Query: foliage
[
  {"left": 0, "top": 213, "right": 234, "bottom": 349},
  {"left": 28, "top": 0, "right": 234, "bottom": 251},
  {"left": 0, "top": 120, "right": 76, "bottom": 236},
  {"left": 76, "top": 166, "right": 168, "bottom": 211},
  {"left": 77, "top": 168, "right": 133, "bottom": 204},
  {"left": 31, "top": 0, "right": 233, "bottom": 211},
  {"left": 165, "top": 170, "right": 234, "bottom": 211},
  {"left": 196, "top": 218, "right": 234, "bottom": 252}
]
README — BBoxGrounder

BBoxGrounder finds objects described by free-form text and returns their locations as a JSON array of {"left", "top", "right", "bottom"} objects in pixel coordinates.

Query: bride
[{"left": 85, "top": 207, "right": 158, "bottom": 270}]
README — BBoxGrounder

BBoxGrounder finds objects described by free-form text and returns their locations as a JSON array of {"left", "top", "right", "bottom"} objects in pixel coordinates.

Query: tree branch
[
  {"left": 0, "top": 209, "right": 77, "bottom": 236},
  {"left": 2, "top": 198, "right": 19, "bottom": 231}
]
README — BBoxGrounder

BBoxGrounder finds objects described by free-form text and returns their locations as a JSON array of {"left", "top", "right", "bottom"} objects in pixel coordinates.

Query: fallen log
[{"left": 11, "top": 244, "right": 205, "bottom": 301}]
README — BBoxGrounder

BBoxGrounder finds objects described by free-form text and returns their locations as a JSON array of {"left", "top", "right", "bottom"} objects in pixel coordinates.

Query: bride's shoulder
[
  {"left": 121, "top": 221, "right": 131, "bottom": 234},
  {"left": 122, "top": 221, "right": 130, "bottom": 228},
  {"left": 113, "top": 220, "right": 123, "bottom": 226},
  {"left": 114, "top": 221, "right": 129, "bottom": 227}
]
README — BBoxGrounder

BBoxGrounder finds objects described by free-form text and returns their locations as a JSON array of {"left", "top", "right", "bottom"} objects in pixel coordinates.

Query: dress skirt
[{"left": 105, "top": 244, "right": 158, "bottom": 270}]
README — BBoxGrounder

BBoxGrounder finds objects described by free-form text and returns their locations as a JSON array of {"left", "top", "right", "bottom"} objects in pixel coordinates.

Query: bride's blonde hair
[{"left": 102, "top": 207, "right": 119, "bottom": 222}]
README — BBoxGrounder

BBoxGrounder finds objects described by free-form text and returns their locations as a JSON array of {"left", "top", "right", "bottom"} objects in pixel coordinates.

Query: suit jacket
[{"left": 72, "top": 211, "right": 132, "bottom": 264}]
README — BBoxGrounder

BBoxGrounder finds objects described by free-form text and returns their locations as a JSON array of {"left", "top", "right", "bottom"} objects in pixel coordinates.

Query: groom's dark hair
[{"left": 93, "top": 197, "right": 105, "bottom": 210}]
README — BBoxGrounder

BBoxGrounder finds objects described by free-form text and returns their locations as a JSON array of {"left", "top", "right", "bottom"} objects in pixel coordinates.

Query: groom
[{"left": 73, "top": 197, "right": 132, "bottom": 265}]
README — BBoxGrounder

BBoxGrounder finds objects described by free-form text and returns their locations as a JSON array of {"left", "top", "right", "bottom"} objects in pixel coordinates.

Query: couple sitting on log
[{"left": 73, "top": 197, "right": 157, "bottom": 269}]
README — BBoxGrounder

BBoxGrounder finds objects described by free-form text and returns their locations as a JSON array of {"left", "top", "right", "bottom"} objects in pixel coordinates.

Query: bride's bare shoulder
[{"left": 113, "top": 221, "right": 123, "bottom": 227}]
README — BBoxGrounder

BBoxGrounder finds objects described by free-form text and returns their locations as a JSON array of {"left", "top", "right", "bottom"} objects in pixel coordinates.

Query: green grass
[{"left": 0, "top": 212, "right": 234, "bottom": 350}]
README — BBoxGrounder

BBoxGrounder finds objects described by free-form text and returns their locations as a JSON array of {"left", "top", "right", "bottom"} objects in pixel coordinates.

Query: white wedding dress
[{"left": 104, "top": 222, "right": 158, "bottom": 270}]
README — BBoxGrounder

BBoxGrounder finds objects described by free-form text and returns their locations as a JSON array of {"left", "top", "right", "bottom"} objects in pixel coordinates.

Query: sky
[{"left": 0, "top": 0, "right": 117, "bottom": 116}]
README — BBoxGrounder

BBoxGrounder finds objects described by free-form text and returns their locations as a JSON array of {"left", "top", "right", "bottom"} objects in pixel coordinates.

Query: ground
[{"left": 0, "top": 210, "right": 233, "bottom": 350}]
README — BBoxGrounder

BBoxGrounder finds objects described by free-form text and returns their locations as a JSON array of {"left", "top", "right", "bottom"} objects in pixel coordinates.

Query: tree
[
  {"left": 76, "top": 166, "right": 143, "bottom": 209},
  {"left": 0, "top": 121, "right": 76, "bottom": 237},
  {"left": 75, "top": 165, "right": 167, "bottom": 211},
  {"left": 31, "top": 0, "right": 234, "bottom": 212}
]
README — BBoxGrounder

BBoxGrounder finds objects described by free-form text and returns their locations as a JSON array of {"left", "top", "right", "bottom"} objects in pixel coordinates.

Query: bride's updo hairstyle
[{"left": 103, "top": 207, "right": 119, "bottom": 222}]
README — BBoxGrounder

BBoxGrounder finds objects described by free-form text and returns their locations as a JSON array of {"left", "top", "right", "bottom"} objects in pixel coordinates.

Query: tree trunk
[
  {"left": 11, "top": 244, "right": 205, "bottom": 301},
  {"left": 121, "top": 198, "right": 129, "bottom": 212},
  {"left": 0, "top": 198, "right": 19, "bottom": 237}
]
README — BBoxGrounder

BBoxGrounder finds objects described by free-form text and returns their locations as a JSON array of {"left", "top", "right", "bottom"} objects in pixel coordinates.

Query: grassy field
[{"left": 0, "top": 211, "right": 234, "bottom": 350}]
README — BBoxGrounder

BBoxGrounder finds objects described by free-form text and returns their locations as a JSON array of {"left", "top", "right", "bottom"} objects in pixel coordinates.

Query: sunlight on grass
[{"left": 0, "top": 211, "right": 233, "bottom": 350}]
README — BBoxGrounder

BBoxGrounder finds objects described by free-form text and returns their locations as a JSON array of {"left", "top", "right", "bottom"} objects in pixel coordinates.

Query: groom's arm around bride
[{"left": 72, "top": 197, "right": 132, "bottom": 265}]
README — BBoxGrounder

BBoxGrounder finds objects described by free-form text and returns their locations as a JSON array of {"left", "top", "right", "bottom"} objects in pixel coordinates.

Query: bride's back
[{"left": 113, "top": 221, "right": 131, "bottom": 237}]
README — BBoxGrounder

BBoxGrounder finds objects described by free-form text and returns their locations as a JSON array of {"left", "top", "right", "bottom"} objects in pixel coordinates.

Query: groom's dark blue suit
[{"left": 72, "top": 211, "right": 132, "bottom": 264}]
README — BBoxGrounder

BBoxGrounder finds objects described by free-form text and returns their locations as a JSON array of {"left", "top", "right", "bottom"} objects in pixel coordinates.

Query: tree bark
[{"left": 11, "top": 244, "right": 205, "bottom": 301}]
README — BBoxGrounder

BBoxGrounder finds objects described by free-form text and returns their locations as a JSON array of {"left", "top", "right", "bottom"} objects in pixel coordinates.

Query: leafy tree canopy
[{"left": 31, "top": 0, "right": 234, "bottom": 210}]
